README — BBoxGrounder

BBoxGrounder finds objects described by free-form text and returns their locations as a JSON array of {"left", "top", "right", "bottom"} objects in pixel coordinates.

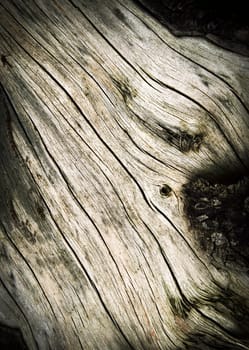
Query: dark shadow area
[
  {"left": 183, "top": 175, "right": 249, "bottom": 271},
  {"left": 0, "top": 323, "right": 28, "bottom": 350},
  {"left": 134, "top": 0, "right": 249, "bottom": 55}
]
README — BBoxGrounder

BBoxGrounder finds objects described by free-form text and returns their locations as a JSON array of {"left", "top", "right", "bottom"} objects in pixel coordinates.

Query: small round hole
[{"left": 160, "top": 184, "right": 172, "bottom": 197}]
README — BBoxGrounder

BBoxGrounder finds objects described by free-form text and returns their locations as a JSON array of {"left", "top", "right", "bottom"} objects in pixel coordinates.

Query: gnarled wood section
[{"left": 0, "top": 0, "right": 249, "bottom": 349}]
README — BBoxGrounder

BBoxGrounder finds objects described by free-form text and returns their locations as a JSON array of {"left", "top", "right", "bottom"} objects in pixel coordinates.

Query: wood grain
[{"left": 0, "top": 1, "right": 249, "bottom": 349}]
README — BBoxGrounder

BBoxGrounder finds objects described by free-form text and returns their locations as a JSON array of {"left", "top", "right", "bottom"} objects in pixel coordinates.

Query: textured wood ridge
[{"left": 0, "top": 1, "right": 249, "bottom": 349}]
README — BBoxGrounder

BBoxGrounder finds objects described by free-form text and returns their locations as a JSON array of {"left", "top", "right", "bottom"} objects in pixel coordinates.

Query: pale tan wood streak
[{"left": 0, "top": 0, "right": 249, "bottom": 349}]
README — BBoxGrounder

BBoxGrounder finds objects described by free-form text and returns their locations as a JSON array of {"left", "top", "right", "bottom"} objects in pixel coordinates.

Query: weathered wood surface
[{"left": 0, "top": 1, "right": 249, "bottom": 349}]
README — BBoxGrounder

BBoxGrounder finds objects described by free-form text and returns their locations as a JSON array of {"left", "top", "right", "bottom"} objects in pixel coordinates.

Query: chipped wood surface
[{"left": 0, "top": 1, "right": 249, "bottom": 349}]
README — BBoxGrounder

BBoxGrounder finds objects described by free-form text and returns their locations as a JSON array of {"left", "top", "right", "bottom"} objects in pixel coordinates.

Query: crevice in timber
[
  {"left": 1, "top": 75, "right": 135, "bottom": 349},
  {"left": 69, "top": 0, "right": 162, "bottom": 93},
  {"left": 141, "top": 221, "right": 192, "bottom": 317},
  {"left": 0, "top": 275, "right": 39, "bottom": 350},
  {"left": 16, "top": 120, "right": 137, "bottom": 349},
  {"left": 119, "top": 1, "right": 249, "bottom": 115},
  {"left": 1, "top": 222, "right": 58, "bottom": 321},
  {"left": 6, "top": 26, "right": 157, "bottom": 218},
  {"left": 151, "top": 202, "right": 213, "bottom": 274},
  {"left": 121, "top": 122, "right": 187, "bottom": 177}
]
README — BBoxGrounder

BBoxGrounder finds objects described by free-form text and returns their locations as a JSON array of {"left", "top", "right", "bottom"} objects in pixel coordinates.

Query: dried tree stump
[{"left": 0, "top": 1, "right": 249, "bottom": 349}]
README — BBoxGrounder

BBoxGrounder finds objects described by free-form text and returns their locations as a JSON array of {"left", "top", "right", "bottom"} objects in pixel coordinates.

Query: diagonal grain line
[
  {"left": 194, "top": 308, "right": 249, "bottom": 347},
  {"left": 74, "top": 157, "right": 154, "bottom": 252},
  {"left": 12, "top": 0, "right": 124, "bottom": 110},
  {"left": 0, "top": 2, "right": 86, "bottom": 88},
  {"left": 11, "top": 116, "right": 136, "bottom": 349},
  {"left": 0, "top": 280, "right": 38, "bottom": 350},
  {"left": 66, "top": 50, "right": 116, "bottom": 107},
  {"left": 1, "top": 6, "right": 205, "bottom": 341},
  {"left": 121, "top": 267, "right": 151, "bottom": 341},
  {"left": 2, "top": 0, "right": 214, "bottom": 292},
  {"left": 1, "top": 222, "right": 58, "bottom": 320},
  {"left": 0, "top": 6, "right": 66, "bottom": 72},
  {"left": 0, "top": 4, "right": 116, "bottom": 124},
  {"left": 1, "top": 9, "right": 162, "bottom": 218},
  {"left": 70, "top": 287, "right": 89, "bottom": 322},
  {"left": 13, "top": 73, "right": 122, "bottom": 197},
  {"left": 150, "top": 200, "right": 233, "bottom": 303},
  {"left": 71, "top": 317, "right": 84, "bottom": 350},
  {"left": 0, "top": 82, "right": 51, "bottom": 179},
  {"left": 142, "top": 218, "right": 224, "bottom": 328},
  {"left": 140, "top": 67, "right": 248, "bottom": 170},
  {"left": 191, "top": 86, "right": 246, "bottom": 146},
  {"left": 141, "top": 266, "right": 157, "bottom": 301},
  {"left": 201, "top": 332, "right": 249, "bottom": 350},
  {"left": 68, "top": 0, "right": 161, "bottom": 93},
  {"left": 139, "top": 263, "right": 178, "bottom": 347},
  {"left": 112, "top": 112, "right": 186, "bottom": 177},
  {"left": 119, "top": 0, "right": 249, "bottom": 115},
  {"left": 141, "top": 220, "right": 190, "bottom": 306},
  {"left": 75, "top": 304, "right": 86, "bottom": 327},
  {"left": 20, "top": 79, "right": 154, "bottom": 240},
  {"left": 10, "top": 89, "right": 151, "bottom": 327},
  {"left": 127, "top": 111, "right": 190, "bottom": 175},
  {"left": 0, "top": 258, "right": 39, "bottom": 350},
  {"left": 2, "top": 102, "right": 134, "bottom": 347},
  {"left": 32, "top": 191, "right": 136, "bottom": 350},
  {"left": 2, "top": 24, "right": 158, "bottom": 215},
  {"left": 124, "top": 269, "right": 171, "bottom": 344},
  {"left": 150, "top": 201, "right": 215, "bottom": 275},
  {"left": 139, "top": 250, "right": 156, "bottom": 279},
  {"left": 7, "top": 0, "right": 117, "bottom": 109},
  {"left": 21, "top": 128, "right": 152, "bottom": 350},
  {"left": 19, "top": 0, "right": 249, "bottom": 121},
  {"left": 47, "top": 339, "right": 53, "bottom": 350}
]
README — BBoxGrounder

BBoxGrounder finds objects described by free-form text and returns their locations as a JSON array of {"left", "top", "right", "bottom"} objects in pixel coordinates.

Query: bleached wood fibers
[{"left": 0, "top": 0, "right": 249, "bottom": 349}]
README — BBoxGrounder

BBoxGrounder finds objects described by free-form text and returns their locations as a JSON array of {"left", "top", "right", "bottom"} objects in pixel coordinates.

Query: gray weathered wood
[{"left": 0, "top": 0, "right": 249, "bottom": 349}]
